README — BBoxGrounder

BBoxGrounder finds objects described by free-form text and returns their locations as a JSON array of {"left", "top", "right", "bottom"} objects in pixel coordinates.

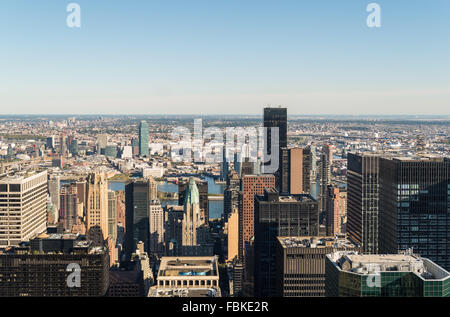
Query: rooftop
[
  {"left": 158, "top": 256, "right": 219, "bottom": 278},
  {"left": 278, "top": 236, "right": 358, "bottom": 249},
  {"left": 149, "top": 287, "right": 219, "bottom": 297},
  {"left": 392, "top": 155, "right": 445, "bottom": 162},
  {"left": 328, "top": 251, "right": 450, "bottom": 281},
  {"left": 36, "top": 232, "right": 81, "bottom": 240},
  {"left": 258, "top": 189, "right": 316, "bottom": 203},
  {"left": 0, "top": 170, "right": 47, "bottom": 183}
]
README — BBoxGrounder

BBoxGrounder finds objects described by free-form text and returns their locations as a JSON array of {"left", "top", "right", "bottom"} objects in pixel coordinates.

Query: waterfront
[{"left": 108, "top": 176, "right": 225, "bottom": 219}]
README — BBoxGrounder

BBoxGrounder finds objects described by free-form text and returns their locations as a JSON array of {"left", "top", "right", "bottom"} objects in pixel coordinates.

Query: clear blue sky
[{"left": 1, "top": 0, "right": 449, "bottom": 115}]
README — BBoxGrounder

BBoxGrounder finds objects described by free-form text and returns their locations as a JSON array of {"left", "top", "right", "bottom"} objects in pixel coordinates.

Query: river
[{"left": 108, "top": 176, "right": 225, "bottom": 219}]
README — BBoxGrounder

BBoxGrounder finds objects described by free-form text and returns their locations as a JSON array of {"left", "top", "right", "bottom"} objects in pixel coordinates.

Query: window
[{"left": 9, "top": 184, "right": 21, "bottom": 192}]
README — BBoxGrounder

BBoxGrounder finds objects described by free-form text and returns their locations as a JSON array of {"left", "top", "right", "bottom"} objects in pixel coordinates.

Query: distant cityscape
[{"left": 0, "top": 107, "right": 449, "bottom": 297}]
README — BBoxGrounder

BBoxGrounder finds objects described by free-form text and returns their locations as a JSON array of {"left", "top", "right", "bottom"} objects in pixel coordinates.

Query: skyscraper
[
  {"left": 263, "top": 107, "right": 287, "bottom": 183},
  {"left": 0, "top": 170, "right": 48, "bottom": 247},
  {"left": 279, "top": 147, "right": 312, "bottom": 195},
  {"left": 224, "top": 170, "right": 240, "bottom": 220},
  {"left": 70, "top": 139, "right": 78, "bottom": 156},
  {"left": 227, "top": 208, "right": 239, "bottom": 262},
  {"left": 319, "top": 144, "right": 333, "bottom": 225},
  {"left": 254, "top": 188, "right": 319, "bottom": 297},
  {"left": 139, "top": 120, "right": 149, "bottom": 157},
  {"left": 125, "top": 180, "right": 152, "bottom": 260},
  {"left": 182, "top": 178, "right": 201, "bottom": 246},
  {"left": 131, "top": 138, "right": 139, "bottom": 156},
  {"left": 148, "top": 176, "right": 158, "bottom": 201},
  {"left": 276, "top": 236, "right": 358, "bottom": 297},
  {"left": 378, "top": 156, "right": 450, "bottom": 270},
  {"left": 149, "top": 200, "right": 165, "bottom": 257},
  {"left": 75, "top": 180, "right": 87, "bottom": 221},
  {"left": 239, "top": 174, "right": 276, "bottom": 260},
  {"left": 86, "top": 172, "right": 109, "bottom": 245},
  {"left": 263, "top": 106, "right": 287, "bottom": 154},
  {"left": 108, "top": 190, "right": 118, "bottom": 243},
  {"left": 326, "top": 185, "right": 347, "bottom": 236},
  {"left": 347, "top": 152, "right": 381, "bottom": 254},
  {"left": 60, "top": 183, "right": 78, "bottom": 231},
  {"left": 97, "top": 134, "right": 108, "bottom": 153},
  {"left": 178, "top": 179, "right": 208, "bottom": 225},
  {"left": 220, "top": 146, "right": 229, "bottom": 182},
  {"left": 48, "top": 175, "right": 60, "bottom": 222}
]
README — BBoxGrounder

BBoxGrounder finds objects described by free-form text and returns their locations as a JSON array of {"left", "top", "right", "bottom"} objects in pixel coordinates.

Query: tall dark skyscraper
[
  {"left": 319, "top": 144, "right": 333, "bottom": 225},
  {"left": 224, "top": 170, "right": 240, "bottom": 220},
  {"left": 264, "top": 107, "right": 287, "bottom": 152},
  {"left": 254, "top": 188, "right": 319, "bottom": 297},
  {"left": 70, "top": 139, "right": 78, "bottom": 156},
  {"left": 220, "top": 146, "right": 229, "bottom": 182},
  {"left": 347, "top": 152, "right": 381, "bottom": 254},
  {"left": 379, "top": 156, "right": 450, "bottom": 271},
  {"left": 139, "top": 120, "right": 149, "bottom": 157},
  {"left": 125, "top": 180, "right": 151, "bottom": 261},
  {"left": 263, "top": 107, "right": 287, "bottom": 186}
]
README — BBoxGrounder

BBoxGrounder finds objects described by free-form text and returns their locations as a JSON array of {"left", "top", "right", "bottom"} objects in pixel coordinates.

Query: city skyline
[
  {"left": 0, "top": 0, "right": 449, "bottom": 304},
  {"left": 1, "top": 0, "right": 449, "bottom": 115}
]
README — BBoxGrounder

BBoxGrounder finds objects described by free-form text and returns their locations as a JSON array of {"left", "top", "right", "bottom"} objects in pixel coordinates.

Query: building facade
[
  {"left": 224, "top": 171, "right": 240, "bottom": 220},
  {"left": 86, "top": 172, "right": 109, "bottom": 245},
  {"left": 178, "top": 178, "right": 208, "bottom": 225},
  {"left": 276, "top": 236, "right": 359, "bottom": 297},
  {"left": 239, "top": 174, "right": 276, "bottom": 260},
  {"left": 0, "top": 170, "right": 48, "bottom": 247},
  {"left": 347, "top": 152, "right": 381, "bottom": 254},
  {"left": 379, "top": 156, "right": 450, "bottom": 271},
  {"left": 326, "top": 251, "right": 450, "bottom": 297},
  {"left": 108, "top": 190, "right": 118, "bottom": 242},
  {"left": 254, "top": 189, "right": 319, "bottom": 296},
  {"left": 326, "top": 185, "right": 347, "bottom": 236},
  {"left": 139, "top": 120, "right": 149, "bottom": 157},
  {"left": 279, "top": 147, "right": 312, "bottom": 195},
  {"left": 0, "top": 233, "right": 109, "bottom": 297},
  {"left": 60, "top": 183, "right": 78, "bottom": 231},
  {"left": 149, "top": 200, "right": 165, "bottom": 257},
  {"left": 149, "top": 256, "right": 221, "bottom": 297},
  {"left": 125, "top": 180, "right": 151, "bottom": 260}
]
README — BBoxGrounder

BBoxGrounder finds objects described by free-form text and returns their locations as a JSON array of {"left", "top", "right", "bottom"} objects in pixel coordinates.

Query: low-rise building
[
  {"left": 149, "top": 256, "right": 221, "bottom": 297},
  {"left": 276, "top": 235, "right": 359, "bottom": 297},
  {"left": 326, "top": 251, "right": 450, "bottom": 297}
]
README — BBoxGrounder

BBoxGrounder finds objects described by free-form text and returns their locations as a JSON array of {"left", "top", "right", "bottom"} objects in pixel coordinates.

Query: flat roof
[
  {"left": 36, "top": 233, "right": 81, "bottom": 240},
  {"left": 149, "top": 287, "right": 220, "bottom": 297},
  {"left": 278, "top": 236, "right": 358, "bottom": 249},
  {"left": 158, "top": 256, "right": 219, "bottom": 278},
  {"left": 328, "top": 251, "right": 450, "bottom": 281},
  {"left": 392, "top": 156, "right": 445, "bottom": 162},
  {"left": 0, "top": 170, "right": 47, "bottom": 183}
]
